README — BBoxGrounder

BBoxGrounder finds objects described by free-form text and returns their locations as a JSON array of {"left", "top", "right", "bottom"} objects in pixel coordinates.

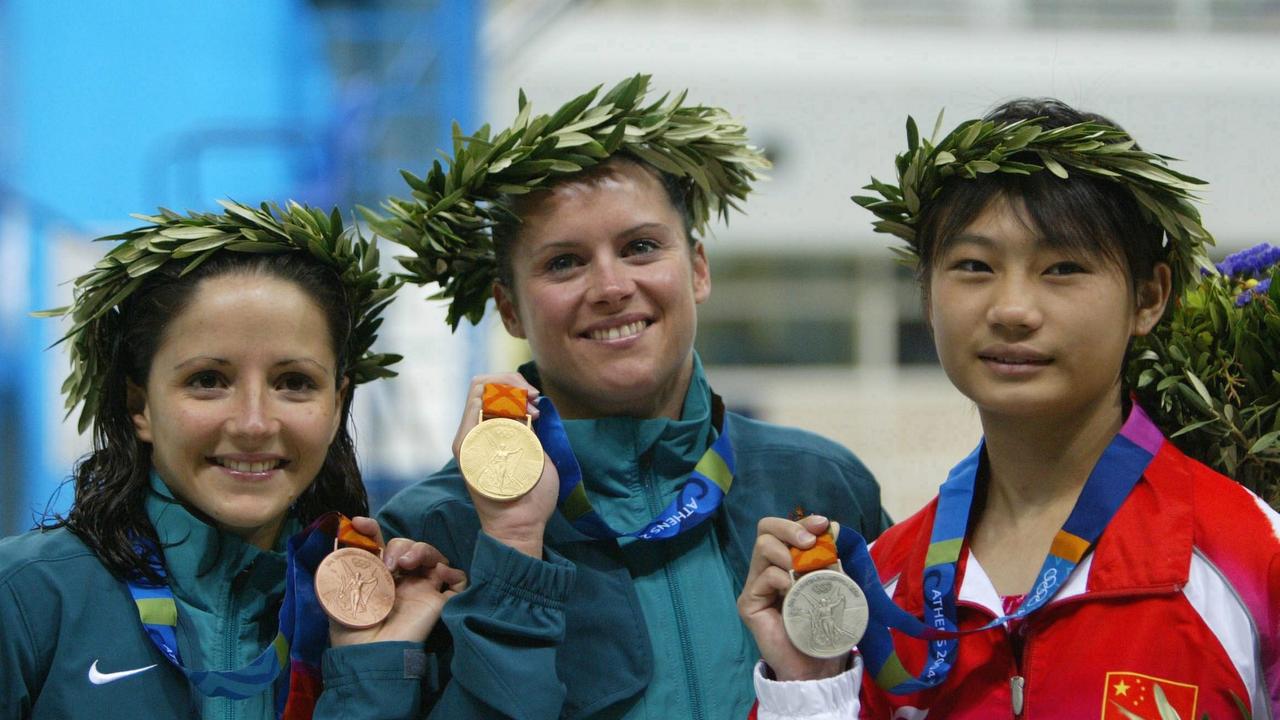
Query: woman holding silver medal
[
  {"left": 741, "top": 100, "right": 1280, "bottom": 719},
  {"left": 373, "top": 74, "right": 891, "bottom": 719},
  {"left": 0, "top": 201, "right": 465, "bottom": 719}
]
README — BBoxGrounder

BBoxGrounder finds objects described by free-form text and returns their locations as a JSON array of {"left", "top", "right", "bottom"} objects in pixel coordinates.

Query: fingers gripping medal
[
  {"left": 314, "top": 517, "right": 396, "bottom": 629},
  {"left": 459, "top": 383, "right": 544, "bottom": 501},
  {"left": 782, "top": 521, "right": 871, "bottom": 659}
]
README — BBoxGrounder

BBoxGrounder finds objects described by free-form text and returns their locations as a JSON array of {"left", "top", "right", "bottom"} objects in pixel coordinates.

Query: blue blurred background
[{"left": 0, "top": 0, "right": 480, "bottom": 532}]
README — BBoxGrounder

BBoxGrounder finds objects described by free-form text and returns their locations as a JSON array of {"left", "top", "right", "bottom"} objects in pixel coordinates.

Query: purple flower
[
  {"left": 1217, "top": 243, "right": 1280, "bottom": 278},
  {"left": 1235, "top": 277, "right": 1273, "bottom": 307}
]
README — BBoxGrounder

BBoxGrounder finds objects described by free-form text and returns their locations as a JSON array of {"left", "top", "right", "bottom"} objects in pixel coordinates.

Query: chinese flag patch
[{"left": 1102, "top": 671, "right": 1199, "bottom": 720}]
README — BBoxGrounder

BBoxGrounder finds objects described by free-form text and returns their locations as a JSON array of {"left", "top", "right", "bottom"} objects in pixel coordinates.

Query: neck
[
  {"left": 543, "top": 358, "right": 694, "bottom": 421},
  {"left": 232, "top": 518, "right": 285, "bottom": 551},
  {"left": 978, "top": 391, "right": 1126, "bottom": 518}
]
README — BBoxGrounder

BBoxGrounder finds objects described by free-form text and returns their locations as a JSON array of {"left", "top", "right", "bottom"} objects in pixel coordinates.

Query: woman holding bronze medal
[
  {"left": 741, "top": 100, "right": 1280, "bottom": 718},
  {"left": 0, "top": 202, "right": 465, "bottom": 719},
  {"left": 373, "top": 75, "right": 891, "bottom": 719}
]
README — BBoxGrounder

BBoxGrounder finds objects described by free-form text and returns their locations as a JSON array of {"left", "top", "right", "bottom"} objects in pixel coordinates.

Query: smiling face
[
  {"left": 927, "top": 194, "right": 1169, "bottom": 427},
  {"left": 494, "top": 159, "right": 710, "bottom": 420},
  {"left": 130, "top": 273, "right": 346, "bottom": 549}
]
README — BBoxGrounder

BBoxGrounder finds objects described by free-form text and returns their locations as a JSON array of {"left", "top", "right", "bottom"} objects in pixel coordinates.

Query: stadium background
[{"left": 2, "top": 0, "right": 1278, "bottom": 536}]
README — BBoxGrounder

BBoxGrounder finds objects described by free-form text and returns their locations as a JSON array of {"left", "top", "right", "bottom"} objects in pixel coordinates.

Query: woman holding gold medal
[
  {"left": 0, "top": 202, "right": 465, "bottom": 719},
  {"left": 741, "top": 100, "right": 1280, "bottom": 719},
  {"left": 374, "top": 75, "right": 891, "bottom": 719}
]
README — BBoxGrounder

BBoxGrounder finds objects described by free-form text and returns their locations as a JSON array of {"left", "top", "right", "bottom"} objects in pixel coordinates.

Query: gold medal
[{"left": 459, "top": 384, "right": 544, "bottom": 501}]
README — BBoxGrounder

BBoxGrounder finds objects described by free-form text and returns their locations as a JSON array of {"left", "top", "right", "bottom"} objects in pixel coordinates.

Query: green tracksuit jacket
[
  {"left": 0, "top": 477, "right": 435, "bottom": 719},
  {"left": 378, "top": 357, "right": 891, "bottom": 719}
]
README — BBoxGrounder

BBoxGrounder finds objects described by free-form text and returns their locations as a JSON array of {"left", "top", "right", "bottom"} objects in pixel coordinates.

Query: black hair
[
  {"left": 45, "top": 251, "right": 369, "bottom": 582},
  {"left": 916, "top": 98, "right": 1166, "bottom": 297},
  {"left": 491, "top": 154, "right": 696, "bottom": 289}
]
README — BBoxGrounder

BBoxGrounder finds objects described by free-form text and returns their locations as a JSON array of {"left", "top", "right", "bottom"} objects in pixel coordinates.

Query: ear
[
  {"left": 1132, "top": 263, "right": 1173, "bottom": 337},
  {"left": 691, "top": 242, "right": 711, "bottom": 305},
  {"left": 127, "top": 380, "right": 153, "bottom": 443},
  {"left": 493, "top": 282, "right": 527, "bottom": 339},
  {"left": 330, "top": 376, "right": 350, "bottom": 443}
]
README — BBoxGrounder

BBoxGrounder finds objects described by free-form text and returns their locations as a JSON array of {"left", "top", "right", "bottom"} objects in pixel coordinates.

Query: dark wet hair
[
  {"left": 46, "top": 252, "right": 369, "bottom": 581},
  {"left": 916, "top": 98, "right": 1167, "bottom": 296},
  {"left": 491, "top": 154, "right": 695, "bottom": 289}
]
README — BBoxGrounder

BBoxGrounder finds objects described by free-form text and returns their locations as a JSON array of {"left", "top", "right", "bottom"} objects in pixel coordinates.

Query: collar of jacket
[
  {"left": 519, "top": 353, "right": 718, "bottom": 537},
  {"left": 144, "top": 472, "right": 289, "bottom": 612},
  {"left": 875, "top": 436, "right": 1194, "bottom": 618}
]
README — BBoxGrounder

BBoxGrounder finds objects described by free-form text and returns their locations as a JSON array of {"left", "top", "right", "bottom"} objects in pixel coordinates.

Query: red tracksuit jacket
[{"left": 858, "top": 440, "right": 1280, "bottom": 719}]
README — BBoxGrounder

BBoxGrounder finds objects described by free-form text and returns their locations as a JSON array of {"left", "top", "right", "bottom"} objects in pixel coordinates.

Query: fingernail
[
  {"left": 797, "top": 531, "right": 815, "bottom": 545},
  {"left": 810, "top": 515, "right": 827, "bottom": 525}
]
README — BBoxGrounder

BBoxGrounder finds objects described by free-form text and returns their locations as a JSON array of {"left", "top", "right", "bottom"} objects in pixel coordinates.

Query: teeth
[
  {"left": 219, "top": 459, "right": 280, "bottom": 473},
  {"left": 590, "top": 320, "right": 646, "bottom": 341}
]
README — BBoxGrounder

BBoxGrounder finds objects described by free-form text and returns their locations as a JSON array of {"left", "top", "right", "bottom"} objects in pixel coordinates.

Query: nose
[
  {"left": 986, "top": 275, "right": 1043, "bottom": 333},
  {"left": 585, "top": 256, "right": 636, "bottom": 307},
  {"left": 226, "top": 382, "right": 279, "bottom": 441}
]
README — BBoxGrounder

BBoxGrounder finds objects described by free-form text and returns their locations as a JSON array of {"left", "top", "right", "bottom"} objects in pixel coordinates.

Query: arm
[
  {"left": 0, "top": 578, "right": 40, "bottom": 718},
  {"left": 426, "top": 531, "right": 575, "bottom": 719}
]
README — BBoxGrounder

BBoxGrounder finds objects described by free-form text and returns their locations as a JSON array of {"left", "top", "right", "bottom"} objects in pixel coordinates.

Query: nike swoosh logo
[{"left": 88, "top": 659, "right": 158, "bottom": 685}]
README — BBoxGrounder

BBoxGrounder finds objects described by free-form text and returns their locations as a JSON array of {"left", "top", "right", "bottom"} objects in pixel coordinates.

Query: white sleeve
[{"left": 753, "top": 655, "right": 863, "bottom": 720}]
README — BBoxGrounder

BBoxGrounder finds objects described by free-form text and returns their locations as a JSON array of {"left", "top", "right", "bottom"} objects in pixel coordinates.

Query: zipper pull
[{"left": 1010, "top": 675, "right": 1025, "bottom": 716}]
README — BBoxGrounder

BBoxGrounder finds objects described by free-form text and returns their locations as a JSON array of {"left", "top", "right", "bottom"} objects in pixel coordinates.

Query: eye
[
  {"left": 951, "top": 259, "right": 992, "bottom": 273},
  {"left": 545, "top": 254, "right": 582, "bottom": 274},
  {"left": 185, "top": 370, "right": 226, "bottom": 391},
  {"left": 277, "top": 372, "right": 319, "bottom": 394},
  {"left": 623, "top": 238, "right": 660, "bottom": 257},
  {"left": 1045, "top": 261, "right": 1087, "bottom": 276}
]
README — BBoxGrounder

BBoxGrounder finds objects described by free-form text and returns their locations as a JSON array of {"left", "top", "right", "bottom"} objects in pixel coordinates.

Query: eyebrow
[
  {"left": 617, "top": 222, "right": 668, "bottom": 238},
  {"left": 172, "top": 356, "right": 333, "bottom": 374},
  {"left": 945, "top": 233, "right": 998, "bottom": 250}
]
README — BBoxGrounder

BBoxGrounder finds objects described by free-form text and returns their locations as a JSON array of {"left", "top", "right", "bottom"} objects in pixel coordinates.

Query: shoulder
[
  {"left": 868, "top": 499, "right": 937, "bottom": 581},
  {"left": 0, "top": 527, "right": 105, "bottom": 588},
  {"left": 726, "top": 412, "right": 875, "bottom": 483},
  {"left": 375, "top": 461, "right": 481, "bottom": 563}
]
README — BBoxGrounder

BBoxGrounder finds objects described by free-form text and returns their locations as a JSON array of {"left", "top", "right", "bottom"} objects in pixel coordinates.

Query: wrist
[
  {"left": 481, "top": 524, "right": 544, "bottom": 558},
  {"left": 772, "top": 655, "right": 849, "bottom": 682}
]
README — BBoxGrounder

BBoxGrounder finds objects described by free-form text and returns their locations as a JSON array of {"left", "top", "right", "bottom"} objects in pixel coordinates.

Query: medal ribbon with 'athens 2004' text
[
  {"left": 126, "top": 511, "right": 366, "bottom": 719},
  {"left": 534, "top": 393, "right": 735, "bottom": 541},
  {"left": 831, "top": 403, "right": 1164, "bottom": 694}
]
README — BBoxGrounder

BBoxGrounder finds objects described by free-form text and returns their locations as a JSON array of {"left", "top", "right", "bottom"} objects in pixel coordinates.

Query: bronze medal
[{"left": 314, "top": 546, "right": 395, "bottom": 629}]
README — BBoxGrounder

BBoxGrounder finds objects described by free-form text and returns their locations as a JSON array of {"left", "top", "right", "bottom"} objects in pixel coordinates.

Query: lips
[
  {"left": 212, "top": 457, "right": 288, "bottom": 473},
  {"left": 978, "top": 345, "right": 1051, "bottom": 365},
  {"left": 582, "top": 318, "right": 650, "bottom": 341}
]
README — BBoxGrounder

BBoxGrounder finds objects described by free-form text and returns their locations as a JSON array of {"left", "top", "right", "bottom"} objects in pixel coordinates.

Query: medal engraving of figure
[
  {"left": 315, "top": 522, "right": 395, "bottom": 629},
  {"left": 460, "top": 383, "right": 544, "bottom": 501},
  {"left": 782, "top": 520, "right": 870, "bottom": 659}
]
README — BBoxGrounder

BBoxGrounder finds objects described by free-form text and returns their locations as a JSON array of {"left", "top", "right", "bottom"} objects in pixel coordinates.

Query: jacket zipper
[
  {"left": 957, "top": 583, "right": 1183, "bottom": 718},
  {"left": 224, "top": 567, "right": 250, "bottom": 720},
  {"left": 644, "top": 468, "right": 705, "bottom": 720}
]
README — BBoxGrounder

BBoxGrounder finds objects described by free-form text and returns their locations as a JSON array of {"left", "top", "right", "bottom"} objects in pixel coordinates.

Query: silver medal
[{"left": 782, "top": 565, "right": 869, "bottom": 659}]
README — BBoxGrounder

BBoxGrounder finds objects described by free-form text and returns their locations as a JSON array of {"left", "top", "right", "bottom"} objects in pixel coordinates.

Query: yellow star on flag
[{"left": 1113, "top": 680, "right": 1131, "bottom": 697}]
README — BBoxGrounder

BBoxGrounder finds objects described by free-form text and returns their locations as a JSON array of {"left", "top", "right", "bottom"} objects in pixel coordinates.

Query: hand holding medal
[
  {"left": 321, "top": 516, "right": 466, "bottom": 647},
  {"left": 452, "top": 375, "right": 560, "bottom": 558},
  {"left": 738, "top": 514, "right": 861, "bottom": 681},
  {"left": 782, "top": 520, "right": 869, "bottom": 659}
]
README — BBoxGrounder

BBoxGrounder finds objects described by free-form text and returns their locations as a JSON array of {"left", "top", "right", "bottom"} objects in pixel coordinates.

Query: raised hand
[
  {"left": 329, "top": 516, "right": 467, "bottom": 647},
  {"left": 737, "top": 514, "right": 849, "bottom": 681},
  {"left": 452, "top": 374, "right": 560, "bottom": 558}
]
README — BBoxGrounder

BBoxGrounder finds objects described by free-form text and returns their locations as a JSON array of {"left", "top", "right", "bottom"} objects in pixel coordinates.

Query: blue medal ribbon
[
  {"left": 125, "top": 513, "right": 345, "bottom": 717},
  {"left": 835, "top": 404, "right": 1164, "bottom": 694},
  {"left": 534, "top": 394, "right": 735, "bottom": 541}
]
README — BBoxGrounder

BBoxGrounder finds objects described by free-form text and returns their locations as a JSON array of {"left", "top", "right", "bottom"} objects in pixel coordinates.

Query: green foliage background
[{"left": 1129, "top": 266, "right": 1280, "bottom": 508}]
